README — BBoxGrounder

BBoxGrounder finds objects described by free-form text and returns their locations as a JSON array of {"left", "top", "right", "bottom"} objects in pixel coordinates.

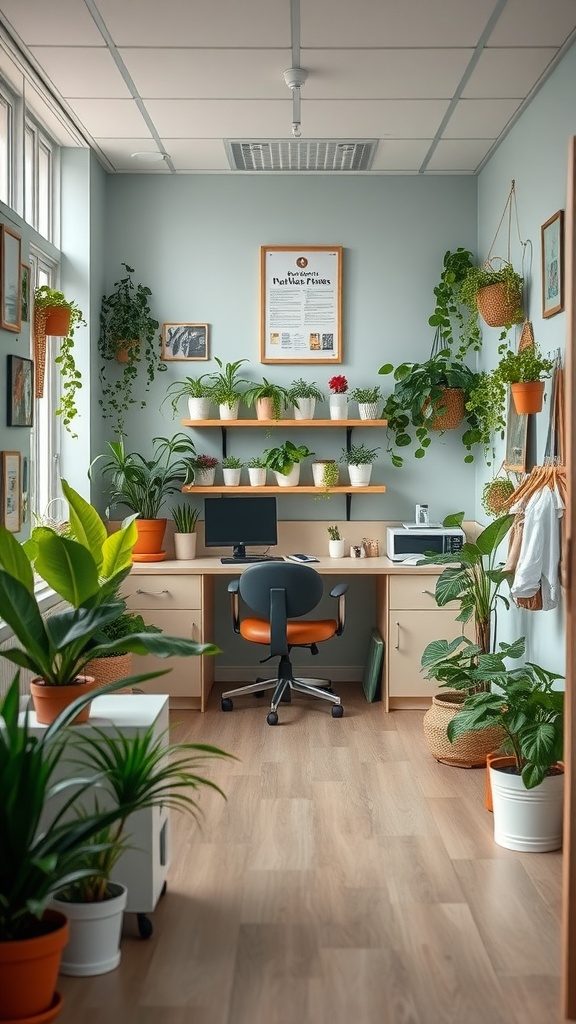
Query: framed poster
[
  {"left": 1, "top": 451, "right": 21, "bottom": 532},
  {"left": 541, "top": 209, "right": 564, "bottom": 318},
  {"left": 1, "top": 226, "right": 22, "bottom": 332},
  {"left": 260, "top": 245, "right": 342, "bottom": 363},
  {"left": 162, "top": 323, "right": 208, "bottom": 360},
  {"left": 7, "top": 355, "right": 34, "bottom": 426}
]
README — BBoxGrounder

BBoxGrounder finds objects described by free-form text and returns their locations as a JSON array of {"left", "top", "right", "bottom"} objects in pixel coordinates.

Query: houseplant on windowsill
[
  {"left": 263, "top": 441, "right": 314, "bottom": 486},
  {"left": 208, "top": 357, "right": 251, "bottom": 419},
  {"left": 339, "top": 443, "right": 380, "bottom": 486},
  {"left": 287, "top": 378, "right": 325, "bottom": 420},
  {"left": 33, "top": 285, "right": 86, "bottom": 437},
  {"left": 493, "top": 342, "right": 554, "bottom": 415},
  {"left": 328, "top": 374, "right": 349, "bottom": 419},
  {"left": 242, "top": 378, "right": 292, "bottom": 421},
  {"left": 98, "top": 265, "right": 166, "bottom": 436},
  {"left": 349, "top": 385, "right": 382, "bottom": 420},
  {"left": 170, "top": 502, "right": 200, "bottom": 559},
  {"left": 163, "top": 372, "right": 213, "bottom": 420}
]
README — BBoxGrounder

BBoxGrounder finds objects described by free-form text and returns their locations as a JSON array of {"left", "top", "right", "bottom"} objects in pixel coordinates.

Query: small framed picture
[
  {"left": 541, "top": 210, "right": 564, "bottom": 318},
  {"left": 21, "top": 263, "right": 31, "bottom": 322},
  {"left": 162, "top": 323, "right": 209, "bottom": 360},
  {"left": 1, "top": 226, "right": 22, "bottom": 332},
  {"left": 1, "top": 451, "right": 22, "bottom": 532},
  {"left": 7, "top": 355, "right": 34, "bottom": 427}
]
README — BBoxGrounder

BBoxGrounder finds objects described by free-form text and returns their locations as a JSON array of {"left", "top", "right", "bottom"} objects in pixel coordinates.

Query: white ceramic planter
[
  {"left": 174, "top": 532, "right": 197, "bottom": 559},
  {"left": 188, "top": 396, "right": 211, "bottom": 419},
  {"left": 347, "top": 463, "right": 372, "bottom": 486},
  {"left": 219, "top": 400, "right": 240, "bottom": 420},
  {"left": 274, "top": 465, "right": 300, "bottom": 487},
  {"left": 52, "top": 883, "right": 127, "bottom": 977},
  {"left": 312, "top": 460, "right": 339, "bottom": 487},
  {"left": 358, "top": 402, "right": 378, "bottom": 420},
  {"left": 329, "top": 394, "right": 348, "bottom": 420},
  {"left": 293, "top": 397, "right": 316, "bottom": 420},
  {"left": 223, "top": 467, "right": 242, "bottom": 486},
  {"left": 489, "top": 764, "right": 564, "bottom": 852},
  {"left": 329, "top": 539, "right": 346, "bottom": 558},
  {"left": 248, "top": 467, "right": 267, "bottom": 486},
  {"left": 194, "top": 467, "right": 216, "bottom": 486}
]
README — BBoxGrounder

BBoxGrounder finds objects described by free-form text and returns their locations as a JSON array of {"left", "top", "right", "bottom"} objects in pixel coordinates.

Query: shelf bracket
[
  {"left": 220, "top": 426, "right": 228, "bottom": 459},
  {"left": 346, "top": 492, "right": 352, "bottom": 521},
  {"left": 346, "top": 425, "right": 353, "bottom": 452}
]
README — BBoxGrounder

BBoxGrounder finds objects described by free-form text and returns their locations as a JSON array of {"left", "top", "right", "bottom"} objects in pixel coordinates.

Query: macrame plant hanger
[{"left": 482, "top": 179, "right": 531, "bottom": 336}]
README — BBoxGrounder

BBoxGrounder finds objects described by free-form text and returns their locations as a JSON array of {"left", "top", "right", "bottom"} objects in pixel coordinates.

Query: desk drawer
[
  {"left": 123, "top": 574, "right": 201, "bottom": 609},
  {"left": 389, "top": 574, "right": 440, "bottom": 611}
]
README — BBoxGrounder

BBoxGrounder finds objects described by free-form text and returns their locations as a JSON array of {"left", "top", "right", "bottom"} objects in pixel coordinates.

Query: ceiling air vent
[{"left": 225, "top": 139, "right": 377, "bottom": 172}]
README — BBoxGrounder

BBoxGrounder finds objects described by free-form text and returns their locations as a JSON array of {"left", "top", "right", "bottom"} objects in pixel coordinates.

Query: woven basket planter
[
  {"left": 423, "top": 692, "right": 505, "bottom": 768},
  {"left": 83, "top": 652, "right": 134, "bottom": 693},
  {"left": 476, "top": 283, "right": 523, "bottom": 327},
  {"left": 424, "top": 387, "right": 465, "bottom": 431}
]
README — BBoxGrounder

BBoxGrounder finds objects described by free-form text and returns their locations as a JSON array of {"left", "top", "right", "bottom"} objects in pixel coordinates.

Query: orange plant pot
[
  {"left": 30, "top": 676, "right": 98, "bottom": 725},
  {"left": 485, "top": 753, "right": 516, "bottom": 811},
  {"left": 511, "top": 380, "right": 545, "bottom": 415},
  {"left": 132, "top": 518, "right": 167, "bottom": 562},
  {"left": 115, "top": 339, "right": 139, "bottom": 364},
  {"left": 44, "top": 307, "right": 71, "bottom": 337},
  {"left": 0, "top": 909, "right": 69, "bottom": 1020}
]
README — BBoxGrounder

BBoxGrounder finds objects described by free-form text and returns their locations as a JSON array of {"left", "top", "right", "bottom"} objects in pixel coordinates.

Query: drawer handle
[
  {"left": 395, "top": 621, "right": 400, "bottom": 650},
  {"left": 135, "top": 588, "right": 170, "bottom": 596},
  {"left": 421, "top": 589, "right": 435, "bottom": 598}
]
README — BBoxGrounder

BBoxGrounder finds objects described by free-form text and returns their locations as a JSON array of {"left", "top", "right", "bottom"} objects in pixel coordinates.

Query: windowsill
[{"left": 0, "top": 582, "right": 63, "bottom": 644}]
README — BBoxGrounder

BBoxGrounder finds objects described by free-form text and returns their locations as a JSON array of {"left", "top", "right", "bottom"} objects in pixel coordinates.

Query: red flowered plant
[
  {"left": 194, "top": 454, "right": 219, "bottom": 469},
  {"left": 328, "top": 375, "right": 348, "bottom": 394}
]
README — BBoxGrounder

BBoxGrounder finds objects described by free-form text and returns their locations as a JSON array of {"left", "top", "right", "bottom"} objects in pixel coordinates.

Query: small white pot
[
  {"left": 194, "top": 466, "right": 216, "bottom": 486},
  {"left": 293, "top": 397, "right": 316, "bottom": 420},
  {"left": 274, "top": 464, "right": 300, "bottom": 487},
  {"left": 248, "top": 467, "right": 267, "bottom": 486},
  {"left": 490, "top": 764, "right": 564, "bottom": 852},
  {"left": 174, "top": 532, "right": 197, "bottom": 559},
  {"left": 358, "top": 402, "right": 378, "bottom": 420},
  {"left": 219, "top": 400, "right": 240, "bottom": 420},
  {"left": 312, "top": 460, "right": 339, "bottom": 487},
  {"left": 52, "top": 883, "right": 127, "bottom": 977},
  {"left": 188, "top": 396, "right": 211, "bottom": 419},
  {"left": 329, "top": 539, "right": 346, "bottom": 558},
  {"left": 223, "top": 467, "right": 242, "bottom": 486},
  {"left": 347, "top": 463, "right": 372, "bottom": 486},
  {"left": 329, "top": 394, "right": 348, "bottom": 420}
]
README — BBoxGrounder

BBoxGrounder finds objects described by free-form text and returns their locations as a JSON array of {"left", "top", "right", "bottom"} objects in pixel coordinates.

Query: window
[
  {"left": 0, "top": 83, "right": 13, "bottom": 208},
  {"left": 24, "top": 117, "right": 54, "bottom": 241},
  {"left": 29, "top": 249, "right": 61, "bottom": 522}
]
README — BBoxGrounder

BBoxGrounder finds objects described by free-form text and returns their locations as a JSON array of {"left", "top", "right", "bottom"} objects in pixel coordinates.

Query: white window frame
[
  {"left": 24, "top": 114, "right": 55, "bottom": 242},
  {"left": 0, "top": 76, "right": 15, "bottom": 210},
  {"left": 29, "top": 247, "right": 61, "bottom": 524}
]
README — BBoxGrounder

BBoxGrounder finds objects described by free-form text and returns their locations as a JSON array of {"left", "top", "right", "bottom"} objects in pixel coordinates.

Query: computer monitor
[{"left": 203, "top": 495, "right": 278, "bottom": 559}]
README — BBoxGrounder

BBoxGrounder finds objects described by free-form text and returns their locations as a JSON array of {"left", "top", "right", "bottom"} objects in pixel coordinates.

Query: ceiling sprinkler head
[
  {"left": 292, "top": 122, "right": 302, "bottom": 138},
  {"left": 283, "top": 67, "right": 308, "bottom": 91}
]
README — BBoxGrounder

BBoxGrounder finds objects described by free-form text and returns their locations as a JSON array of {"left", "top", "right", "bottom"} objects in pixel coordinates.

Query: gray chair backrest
[{"left": 239, "top": 562, "right": 324, "bottom": 618}]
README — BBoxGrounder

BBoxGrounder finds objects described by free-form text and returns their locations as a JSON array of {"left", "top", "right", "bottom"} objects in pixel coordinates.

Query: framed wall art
[
  {"left": 1, "top": 450, "right": 21, "bottom": 532},
  {"left": 7, "top": 355, "right": 34, "bottom": 427},
  {"left": 162, "top": 323, "right": 209, "bottom": 360},
  {"left": 541, "top": 209, "right": 564, "bottom": 318},
  {"left": 21, "top": 263, "right": 31, "bottom": 322},
  {"left": 1, "top": 225, "right": 22, "bottom": 332},
  {"left": 260, "top": 245, "right": 342, "bottom": 364}
]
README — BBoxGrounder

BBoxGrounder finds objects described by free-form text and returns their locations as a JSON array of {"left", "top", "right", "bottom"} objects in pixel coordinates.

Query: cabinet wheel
[
  {"left": 137, "top": 913, "right": 153, "bottom": 939},
  {"left": 331, "top": 705, "right": 344, "bottom": 718},
  {"left": 221, "top": 698, "right": 233, "bottom": 712},
  {"left": 267, "top": 711, "right": 279, "bottom": 726}
]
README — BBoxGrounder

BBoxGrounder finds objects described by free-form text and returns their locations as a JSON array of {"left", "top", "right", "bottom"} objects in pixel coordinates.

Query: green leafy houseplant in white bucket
[
  {"left": 163, "top": 373, "right": 213, "bottom": 420},
  {"left": 263, "top": 441, "right": 314, "bottom": 487}
]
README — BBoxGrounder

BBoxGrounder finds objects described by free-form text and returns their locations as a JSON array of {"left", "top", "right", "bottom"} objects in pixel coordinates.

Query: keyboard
[{"left": 220, "top": 556, "right": 285, "bottom": 564}]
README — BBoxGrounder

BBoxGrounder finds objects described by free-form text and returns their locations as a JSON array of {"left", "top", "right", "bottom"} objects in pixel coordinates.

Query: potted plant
[
  {"left": 428, "top": 248, "right": 483, "bottom": 359},
  {"left": 339, "top": 443, "right": 380, "bottom": 486},
  {"left": 263, "top": 441, "right": 314, "bottom": 486},
  {"left": 328, "top": 374, "right": 349, "bottom": 420},
  {"left": 349, "top": 385, "right": 382, "bottom": 420},
  {"left": 460, "top": 259, "right": 524, "bottom": 329},
  {"left": 379, "top": 353, "right": 480, "bottom": 467},
  {"left": 98, "top": 265, "right": 165, "bottom": 435},
  {"left": 188, "top": 453, "right": 219, "bottom": 486},
  {"left": 163, "top": 373, "right": 213, "bottom": 420},
  {"left": 463, "top": 368, "right": 508, "bottom": 467},
  {"left": 242, "top": 378, "right": 291, "bottom": 421},
  {"left": 90, "top": 433, "right": 197, "bottom": 561},
  {"left": 171, "top": 502, "right": 200, "bottom": 559},
  {"left": 312, "top": 458, "right": 339, "bottom": 490},
  {"left": 287, "top": 378, "right": 325, "bottom": 420},
  {"left": 327, "top": 524, "right": 345, "bottom": 558},
  {"left": 221, "top": 455, "right": 243, "bottom": 486},
  {"left": 493, "top": 342, "right": 554, "bottom": 415},
  {"left": 247, "top": 455, "right": 267, "bottom": 486},
  {"left": 33, "top": 285, "right": 86, "bottom": 437},
  {"left": 208, "top": 357, "right": 251, "bottom": 419}
]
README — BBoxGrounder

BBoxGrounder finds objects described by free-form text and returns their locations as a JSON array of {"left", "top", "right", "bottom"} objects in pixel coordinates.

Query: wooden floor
[{"left": 56, "top": 681, "right": 565, "bottom": 1024}]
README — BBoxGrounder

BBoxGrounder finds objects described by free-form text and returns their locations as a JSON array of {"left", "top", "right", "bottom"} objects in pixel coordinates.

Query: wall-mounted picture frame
[
  {"left": 1, "top": 450, "right": 21, "bottom": 533},
  {"left": 20, "top": 263, "right": 31, "bottom": 323},
  {"left": 541, "top": 209, "right": 564, "bottom": 318},
  {"left": 1, "top": 225, "right": 22, "bottom": 332},
  {"left": 161, "top": 323, "right": 209, "bottom": 360},
  {"left": 260, "top": 245, "right": 342, "bottom": 364},
  {"left": 7, "top": 355, "right": 34, "bottom": 427}
]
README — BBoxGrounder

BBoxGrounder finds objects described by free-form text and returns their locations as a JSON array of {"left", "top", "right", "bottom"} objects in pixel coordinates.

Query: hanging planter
[
  {"left": 33, "top": 286, "right": 86, "bottom": 436},
  {"left": 476, "top": 277, "right": 524, "bottom": 327},
  {"left": 45, "top": 306, "right": 72, "bottom": 337},
  {"left": 511, "top": 380, "right": 545, "bottom": 414},
  {"left": 424, "top": 386, "right": 465, "bottom": 431}
]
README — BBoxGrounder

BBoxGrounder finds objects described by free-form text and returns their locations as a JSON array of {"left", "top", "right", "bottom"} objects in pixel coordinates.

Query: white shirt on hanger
[{"left": 510, "top": 484, "right": 564, "bottom": 610}]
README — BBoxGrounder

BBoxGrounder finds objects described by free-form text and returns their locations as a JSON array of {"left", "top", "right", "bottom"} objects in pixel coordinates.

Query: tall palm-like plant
[{"left": 91, "top": 433, "right": 197, "bottom": 520}]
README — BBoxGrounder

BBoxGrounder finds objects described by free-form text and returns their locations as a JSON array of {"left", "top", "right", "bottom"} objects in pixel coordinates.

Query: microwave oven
[{"left": 386, "top": 525, "right": 465, "bottom": 562}]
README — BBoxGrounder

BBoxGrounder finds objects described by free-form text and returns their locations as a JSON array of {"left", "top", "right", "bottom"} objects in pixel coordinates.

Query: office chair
[{"left": 221, "top": 562, "right": 347, "bottom": 725}]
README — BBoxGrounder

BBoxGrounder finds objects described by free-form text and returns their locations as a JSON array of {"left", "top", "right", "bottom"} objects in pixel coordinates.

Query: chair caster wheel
[
  {"left": 331, "top": 705, "right": 344, "bottom": 718},
  {"left": 137, "top": 913, "right": 153, "bottom": 939},
  {"left": 267, "top": 711, "right": 279, "bottom": 726},
  {"left": 221, "top": 698, "right": 233, "bottom": 712}
]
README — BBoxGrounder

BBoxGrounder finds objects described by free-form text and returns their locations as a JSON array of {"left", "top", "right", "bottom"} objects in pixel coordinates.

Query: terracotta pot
[
  {"left": 511, "top": 380, "right": 545, "bottom": 414},
  {"left": 44, "top": 307, "right": 71, "bottom": 337},
  {"left": 115, "top": 339, "right": 139, "bottom": 364},
  {"left": 30, "top": 676, "right": 98, "bottom": 725},
  {"left": 132, "top": 518, "right": 167, "bottom": 562},
  {"left": 0, "top": 909, "right": 69, "bottom": 1020}
]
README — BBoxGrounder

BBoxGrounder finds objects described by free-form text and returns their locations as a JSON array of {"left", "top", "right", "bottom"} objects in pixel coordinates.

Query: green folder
[{"left": 362, "top": 628, "right": 384, "bottom": 703}]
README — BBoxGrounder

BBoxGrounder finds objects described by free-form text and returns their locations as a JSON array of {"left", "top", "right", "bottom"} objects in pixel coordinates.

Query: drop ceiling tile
[
  {"left": 95, "top": 0, "right": 289, "bottom": 47},
  {"left": 371, "top": 139, "right": 432, "bottom": 171},
  {"left": 91, "top": 138, "right": 173, "bottom": 171},
  {"left": 463, "top": 47, "right": 558, "bottom": 98},
  {"left": 488, "top": 0, "right": 576, "bottom": 46},
  {"left": 0, "top": 0, "right": 103, "bottom": 45},
  {"left": 301, "top": 49, "right": 473, "bottom": 99},
  {"left": 120, "top": 48, "right": 290, "bottom": 100},
  {"left": 443, "top": 98, "right": 522, "bottom": 138},
  {"left": 65, "top": 98, "right": 153, "bottom": 138},
  {"left": 426, "top": 138, "right": 496, "bottom": 172},
  {"left": 301, "top": 0, "right": 496, "bottom": 47},
  {"left": 29, "top": 47, "right": 132, "bottom": 99},
  {"left": 161, "top": 139, "right": 233, "bottom": 170}
]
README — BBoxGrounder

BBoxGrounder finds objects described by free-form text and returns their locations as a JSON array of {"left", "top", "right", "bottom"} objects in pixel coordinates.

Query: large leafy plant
[
  {"left": 263, "top": 440, "right": 314, "bottom": 475},
  {"left": 91, "top": 433, "right": 197, "bottom": 520}
]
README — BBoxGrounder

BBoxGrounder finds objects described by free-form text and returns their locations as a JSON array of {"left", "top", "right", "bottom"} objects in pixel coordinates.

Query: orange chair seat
[{"left": 240, "top": 617, "right": 338, "bottom": 646}]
